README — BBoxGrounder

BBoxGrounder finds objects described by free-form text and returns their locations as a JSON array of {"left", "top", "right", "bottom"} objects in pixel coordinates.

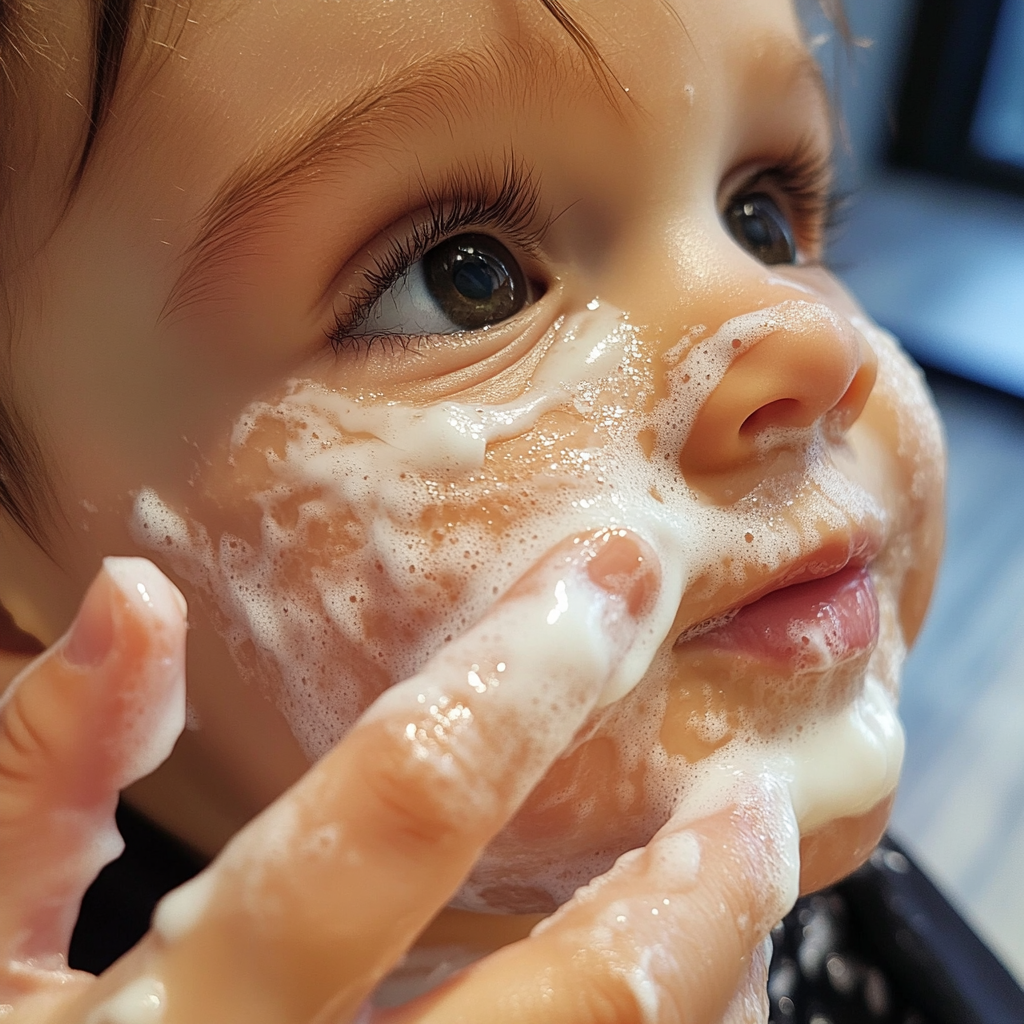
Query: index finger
[{"left": 128, "top": 530, "right": 659, "bottom": 1024}]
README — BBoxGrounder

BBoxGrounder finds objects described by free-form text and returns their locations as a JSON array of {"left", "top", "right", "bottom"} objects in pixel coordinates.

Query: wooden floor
[{"left": 890, "top": 368, "right": 1024, "bottom": 985}]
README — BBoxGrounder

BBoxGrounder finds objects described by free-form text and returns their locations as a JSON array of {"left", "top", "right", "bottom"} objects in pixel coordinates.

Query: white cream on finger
[
  {"left": 359, "top": 536, "right": 649, "bottom": 821},
  {"left": 83, "top": 977, "right": 166, "bottom": 1024}
]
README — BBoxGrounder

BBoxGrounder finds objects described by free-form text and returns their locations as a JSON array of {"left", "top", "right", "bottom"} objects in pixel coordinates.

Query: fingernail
[
  {"left": 65, "top": 559, "right": 187, "bottom": 668},
  {"left": 102, "top": 557, "right": 188, "bottom": 622},
  {"left": 64, "top": 573, "right": 115, "bottom": 667},
  {"left": 585, "top": 529, "right": 659, "bottom": 617}
]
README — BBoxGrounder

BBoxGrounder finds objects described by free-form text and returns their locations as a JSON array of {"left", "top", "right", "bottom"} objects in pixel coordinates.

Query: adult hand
[{"left": 0, "top": 534, "right": 798, "bottom": 1024}]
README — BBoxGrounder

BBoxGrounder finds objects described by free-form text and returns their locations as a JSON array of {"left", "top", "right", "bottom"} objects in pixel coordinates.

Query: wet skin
[{"left": 0, "top": 0, "right": 944, "bottom": 952}]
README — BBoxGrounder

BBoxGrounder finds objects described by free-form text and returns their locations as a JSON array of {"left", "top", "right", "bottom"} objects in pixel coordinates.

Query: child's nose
[{"left": 678, "top": 301, "right": 878, "bottom": 479}]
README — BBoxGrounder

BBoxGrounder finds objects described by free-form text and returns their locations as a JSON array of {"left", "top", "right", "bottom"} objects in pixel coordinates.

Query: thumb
[{"left": 0, "top": 557, "right": 186, "bottom": 981}]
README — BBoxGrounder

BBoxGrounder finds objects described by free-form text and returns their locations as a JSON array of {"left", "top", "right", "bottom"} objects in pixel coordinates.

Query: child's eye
[
  {"left": 724, "top": 193, "right": 797, "bottom": 266},
  {"left": 327, "top": 162, "right": 549, "bottom": 356},
  {"left": 348, "top": 233, "right": 531, "bottom": 340}
]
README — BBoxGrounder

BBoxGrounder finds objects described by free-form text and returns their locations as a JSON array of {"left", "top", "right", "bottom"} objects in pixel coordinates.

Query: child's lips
[{"left": 678, "top": 564, "right": 880, "bottom": 667}]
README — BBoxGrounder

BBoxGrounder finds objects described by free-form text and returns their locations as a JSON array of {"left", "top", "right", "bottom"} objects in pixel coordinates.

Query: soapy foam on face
[{"left": 131, "top": 300, "right": 908, "bottom": 909}]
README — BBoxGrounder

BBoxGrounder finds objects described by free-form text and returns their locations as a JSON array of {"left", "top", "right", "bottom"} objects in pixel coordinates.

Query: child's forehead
[
  {"left": 130, "top": 0, "right": 822, "bottom": 187},
  {"left": 159, "top": 0, "right": 810, "bottom": 112}
]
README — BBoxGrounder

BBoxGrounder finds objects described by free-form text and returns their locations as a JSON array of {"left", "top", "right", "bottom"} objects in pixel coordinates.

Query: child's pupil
[
  {"left": 424, "top": 233, "right": 526, "bottom": 329},
  {"left": 453, "top": 257, "right": 498, "bottom": 300},
  {"left": 726, "top": 193, "right": 796, "bottom": 266}
]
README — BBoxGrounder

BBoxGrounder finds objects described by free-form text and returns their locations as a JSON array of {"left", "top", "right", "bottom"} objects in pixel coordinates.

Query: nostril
[
  {"left": 739, "top": 398, "right": 805, "bottom": 438},
  {"left": 677, "top": 301, "right": 876, "bottom": 482},
  {"left": 829, "top": 357, "right": 878, "bottom": 436}
]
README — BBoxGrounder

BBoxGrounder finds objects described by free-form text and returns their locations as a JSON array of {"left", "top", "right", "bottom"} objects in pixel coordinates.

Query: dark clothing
[{"left": 69, "top": 803, "right": 204, "bottom": 975}]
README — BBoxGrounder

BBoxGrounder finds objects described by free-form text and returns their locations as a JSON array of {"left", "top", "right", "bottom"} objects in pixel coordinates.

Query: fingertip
[
  {"left": 99, "top": 558, "right": 187, "bottom": 785},
  {"left": 53, "top": 557, "right": 188, "bottom": 790},
  {"left": 102, "top": 556, "right": 188, "bottom": 626},
  {"left": 584, "top": 529, "right": 660, "bottom": 617},
  {"left": 60, "top": 558, "right": 187, "bottom": 673}
]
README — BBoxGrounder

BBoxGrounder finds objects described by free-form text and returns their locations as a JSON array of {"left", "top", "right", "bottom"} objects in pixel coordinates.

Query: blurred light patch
[
  {"left": 834, "top": 173, "right": 1024, "bottom": 398},
  {"left": 972, "top": 0, "right": 1024, "bottom": 170}
]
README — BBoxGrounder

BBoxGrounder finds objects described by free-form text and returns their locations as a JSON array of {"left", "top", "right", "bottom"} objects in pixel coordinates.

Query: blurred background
[{"left": 803, "top": 0, "right": 1024, "bottom": 986}]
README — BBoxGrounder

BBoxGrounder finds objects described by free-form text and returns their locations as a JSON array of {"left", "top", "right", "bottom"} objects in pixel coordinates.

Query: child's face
[{"left": 2, "top": 0, "right": 943, "bottom": 911}]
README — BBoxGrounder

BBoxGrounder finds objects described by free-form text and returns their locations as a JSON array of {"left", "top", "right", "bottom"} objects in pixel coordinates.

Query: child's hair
[{"left": 0, "top": 1, "right": 134, "bottom": 188}]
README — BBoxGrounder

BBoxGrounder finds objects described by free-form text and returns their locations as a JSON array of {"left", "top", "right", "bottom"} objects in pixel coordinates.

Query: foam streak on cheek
[{"left": 232, "top": 307, "right": 628, "bottom": 475}]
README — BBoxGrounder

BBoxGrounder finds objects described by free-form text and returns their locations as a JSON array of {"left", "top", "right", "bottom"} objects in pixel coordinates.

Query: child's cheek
[
  {"left": 128, "top": 309, "right": 666, "bottom": 760},
  {"left": 126, "top": 301, "right": 923, "bottom": 912},
  {"left": 837, "top": 320, "right": 946, "bottom": 650}
]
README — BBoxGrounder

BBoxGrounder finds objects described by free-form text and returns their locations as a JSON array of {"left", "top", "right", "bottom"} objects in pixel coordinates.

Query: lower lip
[{"left": 690, "top": 565, "right": 880, "bottom": 666}]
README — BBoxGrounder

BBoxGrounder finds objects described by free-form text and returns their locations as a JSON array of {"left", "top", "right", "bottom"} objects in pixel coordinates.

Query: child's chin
[{"left": 797, "top": 794, "right": 894, "bottom": 895}]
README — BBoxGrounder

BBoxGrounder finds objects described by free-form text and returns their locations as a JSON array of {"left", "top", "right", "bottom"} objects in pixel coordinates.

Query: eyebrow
[{"left": 163, "top": 42, "right": 614, "bottom": 321}]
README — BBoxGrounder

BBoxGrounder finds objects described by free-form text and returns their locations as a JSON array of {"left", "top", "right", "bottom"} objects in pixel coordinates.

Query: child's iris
[
  {"left": 424, "top": 233, "right": 527, "bottom": 329},
  {"left": 725, "top": 193, "right": 797, "bottom": 265}
]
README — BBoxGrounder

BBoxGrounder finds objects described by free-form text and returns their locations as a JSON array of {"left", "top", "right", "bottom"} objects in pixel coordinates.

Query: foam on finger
[
  {"left": 389, "top": 776, "right": 798, "bottom": 1023},
  {"left": 97, "top": 557, "right": 188, "bottom": 787},
  {"left": 359, "top": 530, "right": 658, "bottom": 821}
]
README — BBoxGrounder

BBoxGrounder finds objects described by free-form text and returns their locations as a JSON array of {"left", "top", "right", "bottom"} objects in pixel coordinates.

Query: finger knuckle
[
  {"left": 356, "top": 723, "right": 498, "bottom": 855},
  {"left": 574, "top": 961, "right": 652, "bottom": 1024},
  {"left": 0, "top": 687, "right": 51, "bottom": 781}
]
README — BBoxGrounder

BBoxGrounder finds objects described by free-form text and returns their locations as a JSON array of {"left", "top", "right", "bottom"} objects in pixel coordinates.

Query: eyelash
[
  {"left": 327, "top": 160, "right": 548, "bottom": 354},
  {"left": 736, "top": 138, "right": 838, "bottom": 260}
]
